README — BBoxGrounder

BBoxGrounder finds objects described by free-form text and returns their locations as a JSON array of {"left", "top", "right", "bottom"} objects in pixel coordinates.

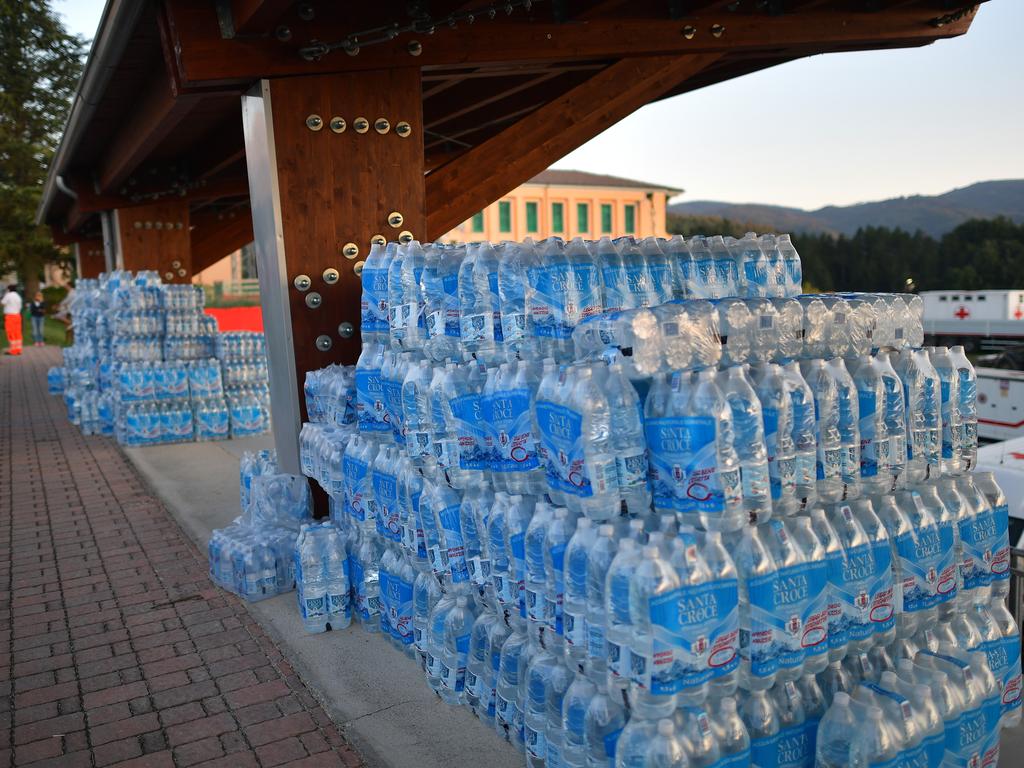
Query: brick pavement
[{"left": 0, "top": 348, "right": 363, "bottom": 768}]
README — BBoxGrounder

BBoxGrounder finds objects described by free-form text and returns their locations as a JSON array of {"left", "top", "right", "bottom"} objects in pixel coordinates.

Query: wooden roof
[{"left": 40, "top": 0, "right": 986, "bottom": 268}]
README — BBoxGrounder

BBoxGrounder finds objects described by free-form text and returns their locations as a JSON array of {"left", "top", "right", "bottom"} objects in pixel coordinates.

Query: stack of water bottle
[
  {"left": 217, "top": 331, "right": 273, "bottom": 438},
  {"left": 288, "top": 232, "right": 1021, "bottom": 768},
  {"left": 49, "top": 270, "right": 271, "bottom": 444},
  {"left": 207, "top": 450, "right": 309, "bottom": 602}
]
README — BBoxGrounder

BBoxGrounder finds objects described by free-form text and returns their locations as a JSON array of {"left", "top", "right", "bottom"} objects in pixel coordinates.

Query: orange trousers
[{"left": 5, "top": 313, "right": 22, "bottom": 355}]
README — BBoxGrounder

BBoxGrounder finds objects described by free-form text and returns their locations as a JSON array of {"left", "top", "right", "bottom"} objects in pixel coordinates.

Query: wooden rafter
[
  {"left": 425, "top": 52, "right": 722, "bottom": 238},
  {"left": 163, "top": 0, "right": 978, "bottom": 85},
  {"left": 191, "top": 209, "right": 254, "bottom": 274}
]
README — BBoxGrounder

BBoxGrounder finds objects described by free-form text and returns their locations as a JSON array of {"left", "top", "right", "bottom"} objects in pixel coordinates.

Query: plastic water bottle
[
  {"left": 561, "top": 667, "right": 597, "bottom": 768},
  {"left": 498, "top": 241, "right": 531, "bottom": 361},
  {"left": 948, "top": 345, "right": 977, "bottom": 471},
  {"left": 563, "top": 518, "right": 594, "bottom": 668},
  {"left": 569, "top": 365, "right": 620, "bottom": 521},
  {"left": 690, "top": 368, "right": 745, "bottom": 532},
  {"left": 929, "top": 346, "right": 964, "bottom": 476},
  {"left": 496, "top": 614, "right": 529, "bottom": 750},
  {"left": 628, "top": 543, "right": 682, "bottom": 707},
  {"left": 728, "top": 524, "right": 778, "bottom": 691},
  {"left": 894, "top": 349, "right": 942, "bottom": 483},
  {"left": 545, "top": 507, "right": 576, "bottom": 641},
  {"left": 802, "top": 359, "right": 843, "bottom": 503},
  {"left": 781, "top": 362, "right": 819, "bottom": 513},
  {"left": 826, "top": 358, "right": 861, "bottom": 499},
  {"left": 972, "top": 472, "right": 1011, "bottom": 601},
  {"left": 605, "top": 363, "right": 650, "bottom": 516},
  {"left": 742, "top": 687, "right": 780, "bottom": 768},
  {"left": 721, "top": 366, "right": 772, "bottom": 524},
  {"left": 466, "top": 598, "right": 501, "bottom": 721},
  {"left": 849, "top": 354, "right": 892, "bottom": 496},
  {"left": 751, "top": 364, "right": 797, "bottom": 517},
  {"left": 988, "top": 595, "right": 1023, "bottom": 727},
  {"left": 361, "top": 241, "right": 392, "bottom": 344},
  {"left": 439, "top": 594, "right": 477, "bottom": 705},
  {"left": 787, "top": 517, "right": 831, "bottom": 676},
  {"left": 296, "top": 528, "right": 328, "bottom": 633},
  {"left": 814, "top": 691, "right": 857, "bottom": 767},
  {"left": 324, "top": 527, "right": 351, "bottom": 630},
  {"left": 586, "top": 524, "right": 617, "bottom": 682},
  {"left": 604, "top": 538, "right": 639, "bottom": 692},
  {"left": 583, "top": 680, "right": 626, "bottom": 768}
]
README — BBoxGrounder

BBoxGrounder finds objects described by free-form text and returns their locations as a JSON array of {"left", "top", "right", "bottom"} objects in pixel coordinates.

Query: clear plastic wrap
[
  {"left": 745, "top": 298, "right": 779, "bottom": 363},
  {"left": 797, "top": 295, "right": 830, "bottom": 359},
  {"left": 715, "top": 298, "right": 753, "bottom": 367},
  {"left": 770, "top": 297, "right": 804, "bottom": 362}
]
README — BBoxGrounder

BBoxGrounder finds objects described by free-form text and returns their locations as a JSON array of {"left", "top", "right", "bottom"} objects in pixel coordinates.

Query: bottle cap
[
  {"left": 657, "top": 719, "right": 674, "bottom": 736},
  {"left": 834, "top": 692, "right": 850, "bottom": 707}
]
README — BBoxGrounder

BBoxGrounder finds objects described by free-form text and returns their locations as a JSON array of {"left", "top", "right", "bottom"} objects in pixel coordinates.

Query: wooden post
[
  {"left": 242, "top": 69, "right": 425, "bottom": 476},
  {"left": 74, "top": 239, "right": 106, "bottom": 279},
  {"left": 114, "top": 200, "right": 192, "bottom": 282}
]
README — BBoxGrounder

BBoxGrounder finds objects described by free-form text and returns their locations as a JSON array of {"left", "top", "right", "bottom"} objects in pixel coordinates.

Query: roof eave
[{"left": 36, "top": 0, "right": 148, "bottom": 228}]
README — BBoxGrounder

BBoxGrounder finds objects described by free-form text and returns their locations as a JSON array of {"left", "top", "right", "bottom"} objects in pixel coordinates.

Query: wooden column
[
  {"left": 243, "top": 69, "right": 424, "bottom": 474},
  {"left": 114, "top": 200, "right": 192, "bottom": 282},
  {"left": 74, "top": 239, "right": 106, "bottom": 279}
]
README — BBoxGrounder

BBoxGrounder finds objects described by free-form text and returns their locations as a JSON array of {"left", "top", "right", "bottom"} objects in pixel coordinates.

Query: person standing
[
  {"left": 28, "top": 292, "right": 46, "bottom": 346},
  {"left": 2, "top": 285, "right": 23, "bottom": 356}
]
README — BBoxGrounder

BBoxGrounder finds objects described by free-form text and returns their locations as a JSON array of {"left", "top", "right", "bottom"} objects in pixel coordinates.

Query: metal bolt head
[
  {"left": 329, "top": 116, "right": 346, "bottom": 133},
  {"left": 353, "top": 260, "right": 365, "bottom": 276},
  {"left": 155, "top": 221, "right": 164, "bottom": 230},
  {"left": 297, "top": 3, "right": 314, "bottom": 21},
  {"left": 370, "top": 234, "right": 386, "bottom": 246},
  {"left": 171, "top": 260, "right": 181, "bottom": 269},
  {"left": 144, "top": 221, "right": 153, "bottom": 229},
  {"left": 342, "top": 242, "right": 359, "bottom": 259},
  {"left": 395, "top": 121, "right": 412, "bottom": 138},
  {"left": 177, "top": 268, "right": 187, "bottom": 277},
  {"left": 315, "top": 334, "right": 333, "bottom": 351},
  {"left": 164, "top": 272, "right": 174, "bottom": 281},
  {"left": 276, "top": 25, "right": 292, "bottom": 41},
  {"left": 374, "top": 118, "right": 391, "bottom": 134},
  {"left": 387, "top": 211, "right": 404, "bottom": 228},
  {"left": 398, "top": 230, "right": 414, "bottom": 244},
  {"left": 711, "top": 24, "right": 725, "bottom": 38},
  {"left": 306, "top": 114, "right": 324, "bottom": 131},
  {"left": 682, "top": 25, "right": 696, "bottom": 39},
  {"left": 322, "top": 267, "right": 340, "bottom": 284},
  {"left": 133, "top": 221, "right": 142, "bottom": 229},
  {"left": 293, "top": 274, "right": 312, "bottom": 291},
  {"left": 305, "top": 292, "right": 322, "bottom": 309},
  {"left": 408, "top": 40, "right": 422, "bottom": 56},
  {"left": 338, "top": 322, "right": 355, "bottom": 339},
  {"left": 353, "top": 117, "right": 369, "bottom": 133}
]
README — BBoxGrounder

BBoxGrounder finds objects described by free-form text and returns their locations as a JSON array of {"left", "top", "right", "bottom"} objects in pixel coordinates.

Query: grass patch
[{"left": 0, "top": 317, "right": 72, "bottom": 349}]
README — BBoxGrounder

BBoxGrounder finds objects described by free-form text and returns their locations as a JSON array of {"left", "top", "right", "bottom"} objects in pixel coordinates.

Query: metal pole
[
  {"left": 100, "top": 211, "right": 119, "bottom": 272},
  {"left": 240, "top": 81, "right": 302, "bottom": 474}
]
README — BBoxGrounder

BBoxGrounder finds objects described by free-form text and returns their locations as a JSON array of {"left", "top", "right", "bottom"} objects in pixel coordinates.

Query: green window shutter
[
  {"left": 499, "top": 200, "right": 512, "bottom": 233},
  {"left": 551, "top": 202, "right": 564, "bottom": 233},
  {"left": 577, "top": 202, "right": 589, "bottom": 233},
  {"left": 601, "top": 203, "right": 612, "bottom": 234},
  {"left": 624, "top": 205, "right": 636, "bottom": 234},
  {"left": 525, "top": 202, "right": 538, "bottom": 233},
  {"left": 471, "top": 211, "right": 485, "bottom": 232}
]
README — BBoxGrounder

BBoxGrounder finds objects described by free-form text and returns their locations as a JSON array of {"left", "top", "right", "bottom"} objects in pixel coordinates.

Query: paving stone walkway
[{"left": 0, "top": 348, "right": 363, "bottom": 768}]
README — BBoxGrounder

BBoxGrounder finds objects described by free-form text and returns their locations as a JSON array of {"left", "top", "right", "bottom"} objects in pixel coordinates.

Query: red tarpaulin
[{"left": 205, "top": 306, "right": 264, "bottom": 332}]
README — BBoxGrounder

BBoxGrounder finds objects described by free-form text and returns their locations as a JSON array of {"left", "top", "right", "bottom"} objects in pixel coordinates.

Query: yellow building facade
[{"left": 443, "top": 169, "right": 680, "bottom": 243}]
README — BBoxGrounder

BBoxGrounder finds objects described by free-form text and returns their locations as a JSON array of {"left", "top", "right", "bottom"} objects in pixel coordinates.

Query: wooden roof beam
[
  {"left": 191, "top": 208, "right": 254, "bottom": 274},
  {"left": 228, "top": 0, "right": 296, "bottom": 36},
  {"left": 94, "top": 72, "right": 204, "bottom": 195},
  {"left": 425, "top": 52, "right": 721, "bottom": 238},
  {"left": 163, "top": 0, "right": 979, "bottom": 85}
]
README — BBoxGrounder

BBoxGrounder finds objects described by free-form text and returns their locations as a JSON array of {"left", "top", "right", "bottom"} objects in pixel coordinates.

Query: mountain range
[{"left": 668, "top": 179, "right": 1024, "bottom": 238}]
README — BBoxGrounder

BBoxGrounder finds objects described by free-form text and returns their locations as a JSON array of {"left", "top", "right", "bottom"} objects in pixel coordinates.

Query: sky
[{"left": 54, "top": 1, "right": 1023, "bottom": 210}]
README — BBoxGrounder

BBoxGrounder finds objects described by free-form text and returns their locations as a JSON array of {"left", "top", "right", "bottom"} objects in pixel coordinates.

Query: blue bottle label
[
  {"left": 892, "top": 521, "right": 957, "bottom": 612},
  {"left": 356, "top": 368, "right": 389, "bottom": 433},
  {"left": 990, "top": 502, "right": 1011, "bottom": 585},
  {"left": 649, "top": 577, "right": 739, "bottom": 692},
  {"left": 449, "top": 392, "right": 488, "bottom": 470},
  {"left": 485, "top": 387, "right": 539, "bottom": 473},
  {"left": 776, "top": 721, "right": 814, "bottom": 768},
  {"left": 644, "top": 415, "right": 738, "bottom": 514},
  {"left": 343, "top": 452, "right": 369, "bottom": 522},
  {"left": 750, "top": 732, "right": 780, "bottom": 768},
  {"left": 836, "top": 541, "right": 877, "bottom": 643},
  {"left": 361, "top": 267, "right": 389, "bottom": 334},
  {"left": 535, "top": 400, "right": 597, "bottom": 498},
  {"left": 958, "top": 508, "right": 997, "bottom": 591}
]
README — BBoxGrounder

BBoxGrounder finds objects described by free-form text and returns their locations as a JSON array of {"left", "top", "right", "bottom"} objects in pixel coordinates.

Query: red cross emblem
[
  {"left": 1015, "top": 307, "right": 1023, "bottom": 319},
  {"left": 954, "top": 306, "right": 970, "bottom": 319}
]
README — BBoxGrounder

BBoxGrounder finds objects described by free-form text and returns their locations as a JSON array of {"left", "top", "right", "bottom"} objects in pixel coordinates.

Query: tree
[{"left": 0, "top": 1, "right": 87, "bottom": 295}]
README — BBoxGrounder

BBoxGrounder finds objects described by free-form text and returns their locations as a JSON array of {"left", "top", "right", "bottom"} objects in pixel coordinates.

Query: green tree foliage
[
  {"left": 795, "top": 217, "right": 1024, "bottom": 293},
  {"left": 0, "top": 1, "right": 86, "bottom": 294}
]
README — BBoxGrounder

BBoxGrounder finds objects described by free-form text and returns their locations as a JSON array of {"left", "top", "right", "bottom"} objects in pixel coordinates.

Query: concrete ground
[{"left": 123, "top": 435, "right": 522, "bottom": 768}]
